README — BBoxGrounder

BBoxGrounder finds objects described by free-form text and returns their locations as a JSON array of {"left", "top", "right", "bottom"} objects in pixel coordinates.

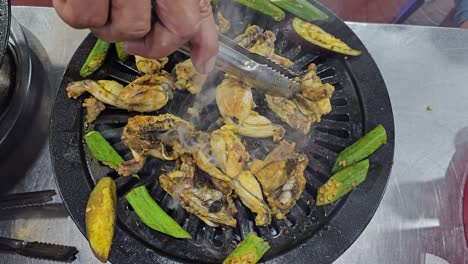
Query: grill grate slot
[
  {"left": 330, "top": 97, "right": 348, "bottom": 106},
  {"left": 322, "top": 113, "right": 350, "bottom": 122}
]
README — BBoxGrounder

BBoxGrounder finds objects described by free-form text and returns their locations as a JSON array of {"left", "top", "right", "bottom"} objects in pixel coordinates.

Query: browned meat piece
[
  {"left": 233, "top": 25, "right": 263, "bottom": 48},
  {"left": 301, "top": 64, "right": 335, "bottom": 101},
  {"left": 135, "top": 56, "right": 168, "bottom": 74},
  {"left": 119, "top": 72, "right": 174, "bottom": 112},
  {"left": 159, "top": 154, "right": 238, "bottom": 227},
  {"left": 265, "top": 94, "right": 314, "bottom": 135},
  {"left": 216, "top": 77, "right": 254, "bottom": 124},
  {"left": 82, "top": 97, "right": 106, "bottom": 123},
  {"left": 118, "top": 114, "right": 195, "bottom": 176},
  {"left": 66, "top": 72, "right": 175, "bottom": 112},
  {"left": 249, "top": 141, "right": 308, "bottom": 219},
  {"left": 249, "top": 31, "right": 294, "bottom": 68},
  {"left": 174, "top": 59, "right": 207, "bottom": 94}
]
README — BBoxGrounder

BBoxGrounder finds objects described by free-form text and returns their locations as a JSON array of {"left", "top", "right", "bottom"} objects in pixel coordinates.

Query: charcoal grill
[{"left": 50, "top": 1, "right": 395, "bottom": 263}]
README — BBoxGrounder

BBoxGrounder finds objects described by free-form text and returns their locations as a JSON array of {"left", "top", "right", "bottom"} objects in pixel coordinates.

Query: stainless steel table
[{"left": 1, "top": 6, "right": 467, "bottom": 264}]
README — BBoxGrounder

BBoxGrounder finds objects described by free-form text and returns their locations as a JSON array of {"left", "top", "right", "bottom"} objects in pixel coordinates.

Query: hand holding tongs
[{"left": 150, "top": 9, "right": 302, "bottom": 98}]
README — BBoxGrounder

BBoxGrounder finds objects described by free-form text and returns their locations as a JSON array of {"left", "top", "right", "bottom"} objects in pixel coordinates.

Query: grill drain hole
[
  {"left": 315, "top": 127, "right": 350, "bottom": 139},
  {"left": 315, "top": 140, "right": 345, "bottom": 153},
  {"left": 332, "top": 82, "right": 343, "bottom": 90},
  {"left": 330, "top": 98, "right": 348, "bottom": 106},
  {"left": 317, "top": 67, "right": 336, "bottom": 79},
  {"left": 322, "top": 114, "right": 350, "bottom": 122}
]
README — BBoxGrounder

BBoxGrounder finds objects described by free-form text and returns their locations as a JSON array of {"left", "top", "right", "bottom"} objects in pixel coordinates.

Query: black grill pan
[{"left": 50, "top": 1, "right": 395, "bottom": 263}]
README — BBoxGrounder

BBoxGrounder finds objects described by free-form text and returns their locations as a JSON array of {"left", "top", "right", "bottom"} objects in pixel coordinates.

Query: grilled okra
[
  {"left": 80, "top": 39, "right": 110, "bottom": 78},
  {"left": 85, "top": 131, "right": 139, "bottom": 179},
  {"left": 332, "top": 124, "right": 387, "bottom": 173},
  {"left": 125, "top": 186, "right": 192, "bottom": 239},
  {"left": 115, "top": 42, "right": 129, "bottom": 62},
  {"left": 317, "top": 159, "right": 369, "bottom": 206},
  {"left": 223, "top": 233, "right": 270, "bottom": 264}
]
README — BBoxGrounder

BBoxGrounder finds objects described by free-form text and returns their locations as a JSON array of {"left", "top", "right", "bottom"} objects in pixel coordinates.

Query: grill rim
[{"left": 50, "top": 2, "right": 395, "bottom": 263}]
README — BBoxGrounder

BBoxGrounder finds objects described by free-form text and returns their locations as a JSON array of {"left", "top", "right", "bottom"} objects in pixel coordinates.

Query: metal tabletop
[{"left": 1, "top": 6, "right": 467, "bottom": 264}]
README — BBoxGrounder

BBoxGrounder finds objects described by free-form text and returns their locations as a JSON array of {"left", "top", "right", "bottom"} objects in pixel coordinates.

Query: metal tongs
[
  {"left": 0, "top": 190, "right": 79, "bottom": 262},
  {"left": 178, "top": 33, "right": 302, "bottom": 98}
]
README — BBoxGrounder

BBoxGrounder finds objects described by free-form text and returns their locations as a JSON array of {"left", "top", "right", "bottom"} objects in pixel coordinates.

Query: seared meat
[
  {"left": 265, "top": 94, "right": 314, "bottom": 135},
  {"left": 234, "top": 26, "right": 293, "bottom": 68},
  {"left": 66, "top": 72, "right": 175, "bottom": 112},
  {"left": 294, "top": 64, "right": 334, "bottom": 121},
  {"left": 249, "top": 31, "right": 294, "bottom": 68},
  {"left": 174, "top": 59, "right": 207, "bottom": 94},
  {"left": 266, "top": 64, "right": 335, "bottom": 133},
  {"left": 295, "top": 94, "right": 332, "bottom": 122},
  {"left": 233, "top": 25, "right": 263, "bottom": 48},
  {"left": 159, "top": 154, "right": 237, "bottom": 227},
  {"left": 221, "top": 111, "right": 285, "bottom": 142},
  {"left": 118, "top": 72, "right": 174, "bottom": 112},
  {"left": 118, "top": 114, "right": 195, "bottom": 176},
  {"left": 234, "top": 171, "right": 271, "bottom": 226},
  {"left": 210, "top": 129, "right": 249, "bottom": 178},
  {"left": 82, "top": 97, "right": 106, "bottom": 123},
  {"left": 301, "top": 64, "right": 335, "bottom": 101},
  {"left": 67, "top": 80, "right": 129, "bottom": 109},
  {"left": 135, "top": 56, "right": 169, "bottom": 74},
  {"left": 216, "top": 77, "right": 254, "bottom": 124},
  {"left": 249, "top": 141, "right": 308, "bottom": 219}
]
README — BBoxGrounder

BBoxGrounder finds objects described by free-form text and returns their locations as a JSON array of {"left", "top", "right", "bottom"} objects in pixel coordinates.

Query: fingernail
[{"left": 198, "top": 56, "right": 216, "bottom": 74}]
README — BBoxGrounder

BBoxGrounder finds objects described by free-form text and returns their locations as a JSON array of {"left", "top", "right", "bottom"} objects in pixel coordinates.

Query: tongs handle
[
  {"left": 0, "top": 237, "right": 24, "bottom": 252},
  {"left": 0, "top": 190, "right": 56, "bottom": 210}
]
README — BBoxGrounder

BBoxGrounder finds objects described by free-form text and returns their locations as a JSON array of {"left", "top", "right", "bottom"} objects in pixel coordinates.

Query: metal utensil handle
[{"left": 0, "top": 237, "right": 24, "bottom": 252}]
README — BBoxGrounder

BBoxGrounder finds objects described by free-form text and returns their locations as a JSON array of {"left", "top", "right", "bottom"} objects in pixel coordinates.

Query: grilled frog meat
[
  {"left": 265, "top": 94, "right": 314, "bottom": 135},
  {"left": 66, "top": 72, "right": 175, "bottom": 112},
  {"left": 159, "top": 155, "right": 237, "bottom": 227},
  {"left": 301, "top": 64, "right": 335, "bottom": 101},
  {"left": 294, "top": 64, "right": 334, "bottom": 121},
  {"left": 82, "top": 97, "right": 105, "bottom": 123},
  {"left": 119, "top": 72, "right": 174, "bottom": 112},
  {"left": 266, "top": 64, "right": 335, "bottom": 133},
  {"left": 119, "top": 114, "right": 195, "bottom": 176},
  {"left": 67, "top": 80, "right": 130, "bottom": 109},
  {"left": 135, "top": 56, "right": 169, "bottom": 74},
  {"left": 174, "top": 59, "right": 207, "bottom": 94},
  {"left": 249, "top": 141, "right": 308, "bottom": 219},
  {"left": 221, "top": 111, "right": 285, "bottom": 142},
  {"left": 234, "top": 171, "right": 271, "bottom": 226},
  {"left": 295, "top": 94, "right": 332, "bottom": 122},
  {"left": 216, "top": 77, "right": 254, "bottom": 124},
  {"left": 210, "top": 129, "right": 249, "bottom": 178},
  {"left": 249, "top": 30, "right": 294, "bottom": 68},
  {"left": 233, "top": 25, "right": 263, "bottom": 48},
  {"left": 234, "top": 25, "right": 293, "bottom": 68}
]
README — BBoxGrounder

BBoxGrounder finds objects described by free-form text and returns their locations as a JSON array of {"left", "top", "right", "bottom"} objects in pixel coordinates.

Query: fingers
[
  {"left": 123, "top": 0, "right": 202, "bottom": 61},
  {"left": 189, "top": 6, "right": 219, "bottom": 73},
  {"left": 124, "top": 0, "right": 219, "bottom": 73},
  {"left": 123, "top": 23, "right": 186, "bottom": 59},
  {"left": 91, "top": 0, "right": 152, "bottom": 42},
  {"left": 52, "top": 0, "right": 108, "bottom": 29}
]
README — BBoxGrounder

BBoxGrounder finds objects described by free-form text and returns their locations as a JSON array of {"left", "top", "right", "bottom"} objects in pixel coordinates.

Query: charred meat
[{"left": 249, "top": 141, "right": 308, "bottom": 219}]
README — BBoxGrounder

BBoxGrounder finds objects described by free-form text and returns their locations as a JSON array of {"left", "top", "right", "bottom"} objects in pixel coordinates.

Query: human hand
[{"left": 52, "top": 0, "right": 218, "bottom": 73}]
